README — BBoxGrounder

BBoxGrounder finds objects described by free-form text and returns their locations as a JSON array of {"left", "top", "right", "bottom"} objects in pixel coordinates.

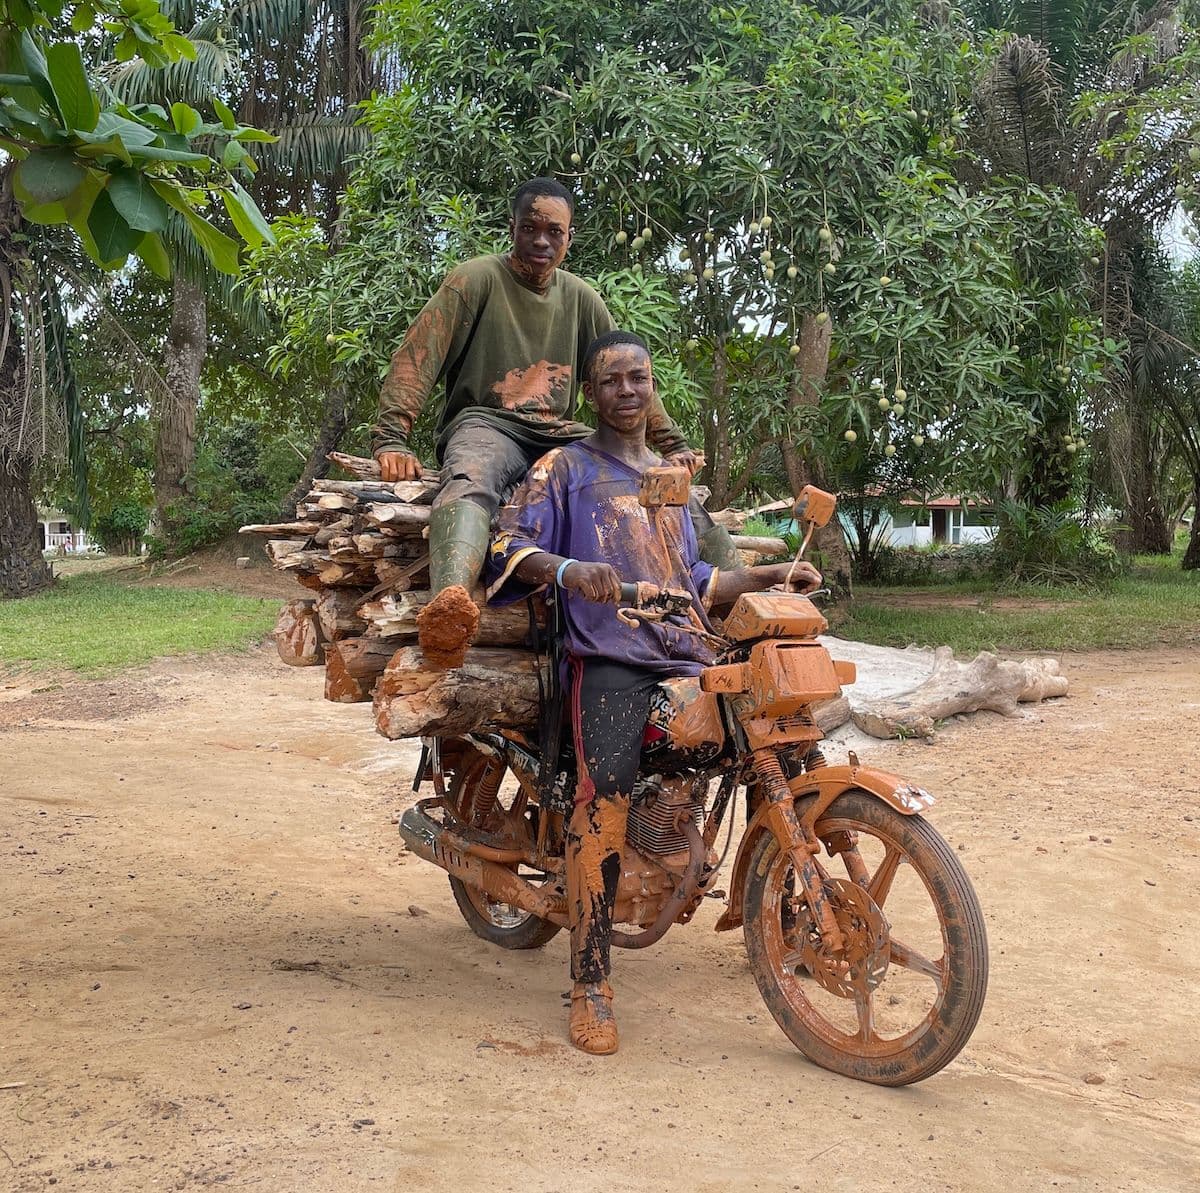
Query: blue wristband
[{"left": 555, "top": 558, "right": 578, "bottom": 588}]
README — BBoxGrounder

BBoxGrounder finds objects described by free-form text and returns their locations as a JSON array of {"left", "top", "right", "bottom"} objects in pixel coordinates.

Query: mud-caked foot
[
  {"left": 416, "top": 585, "right": 480, "bottom": 669},
  {"left": 569, "top": 980, "right": 619, "bottom": 1055}
]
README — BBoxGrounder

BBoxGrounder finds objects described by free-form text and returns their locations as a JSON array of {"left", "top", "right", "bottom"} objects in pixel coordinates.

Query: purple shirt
[{"left": 486, "top": 441, "right": 718, "bottom": 675}]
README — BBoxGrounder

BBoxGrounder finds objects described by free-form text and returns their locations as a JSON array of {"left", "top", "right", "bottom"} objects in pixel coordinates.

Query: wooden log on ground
[
  {"left": 274, "top": 599, "right": 326, "bottom": 666},
  {"left": 315, "top": 588, "right": 369, "bottom": 641},
  {"left": 812, "top": 695, "right": 851, "bottom": 734},
  {"left": 323, "top": 636, "right": 400, "bottom": 703},
  {"left": 850, "top": 647, "right": 1068, "bottom": 740},
  {"left": 358, "top": 589, "right": 537, "bottom": 644},
  {"left": 374, "top": 646, "right": 541, "bottom": 739},
  {"left": 374, "top": 556, "right": 429, "bottom": 589}
]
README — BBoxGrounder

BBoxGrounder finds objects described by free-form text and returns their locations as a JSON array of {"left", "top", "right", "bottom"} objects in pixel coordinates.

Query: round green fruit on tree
[
  {"left": 892, "top": 404, "right": 904, "bottom": 416},
  {"left": 884, "top": 444, "right": 896, "bottom": 457},
  {"left": 685, "top": 338, "right": 699, "bottom": 351},
  {"left": 815, "top": 311, "right": 828, "bottom": 324},
  {"left": 879, "top": 275, "right": 892, "bottom": 287},
  {"left": 1090, "top": 256, "right": 1101, "bottom": 265},
  {"left": 615, "top": 230, "right": 628, "bottom": 244},
  {"left": 760, "top": 249, "right": 773, "bottom": 263},
  {"left": 789, "top": 343, "right": 801, "bottom": 357},
  {"left": 1189, "top": 146, "right": 1200, "bottom": 163},
  {"left": 843, "top": 429, "right": 858, "bottom": 443},
  {"left": 912, "top": 434, "right": 925, "bottom": 447},
  {"left": 704, "top": 230, "right": 715, "bottom": 243},
  {"left": 878, "top": 397, "right": 890, "bottom": 410},
  {"left": 1065, "top": 442, "right": 1077, "bottom": 454},
  {"left": 787, "top": 265, "right": 798, "bottom": 279},
  {"left": 761, "top": 215, "right": 773, "bottom": 229},
  {"left": 765, "top": 268, "right": 776, "bottom": 281},
  {"left": 703, "top": 267, "right": 715, "bottom": 280},
  {"left": 893, "top": 386, "right": 907, "bottom": 401},
  {"left": 823, "top": 262, "right": 836, "bottom": 276},
  {"left": 818, "top": 226, "right": 833, "bottom": 244},
  {"left": 631, "top": 263, "right": 642, "bottom": 274},
  {"left": 679, "top": 248, "right": 690, "bottom": 262},
  {"left": 631, "top": 236, "right": 645, "bottom": 251},
  {"left": 641, "top": 226, "right": 653, "bottom": 241},
  {"left": 325, "top": 332, "right": 337, "bottom": 345},
  {"left": 570, "top": 152, "right": 582, "bottom": 165},
  {"left": 749, "top": 221, "right": 761, "bottom": 235}
]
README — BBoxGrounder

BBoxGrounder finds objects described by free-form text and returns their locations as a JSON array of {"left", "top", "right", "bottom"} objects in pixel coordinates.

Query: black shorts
[{"left": 568, "top": 657, "right": 662, "bottom": 802}]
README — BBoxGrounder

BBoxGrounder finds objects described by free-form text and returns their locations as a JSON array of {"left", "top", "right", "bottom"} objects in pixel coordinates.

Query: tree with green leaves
[
  {"left": 0, "top": 0, "right": 273, "bottom": 597},
  {"left": 961, "top": 0, "right": 1200, "bottom": 549},
  {"left": 109, "top": 0, "right": 383, "bottom": 537},
  {"left": 250, "top": 0, "right": 1107, "bottom": 594}
]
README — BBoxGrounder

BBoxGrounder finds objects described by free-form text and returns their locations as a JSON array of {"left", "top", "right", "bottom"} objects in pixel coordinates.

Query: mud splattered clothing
[
  {"left": 485, "top": 441, "right": 719, "bottom": 675},
  {"left": 371, "top": 254, "right": 688, "bottom": 461}
]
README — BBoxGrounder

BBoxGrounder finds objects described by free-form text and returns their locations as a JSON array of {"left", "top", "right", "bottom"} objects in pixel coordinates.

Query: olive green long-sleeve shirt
[{"left": 371, "top": 253, "right": 687, "bottom": 460}]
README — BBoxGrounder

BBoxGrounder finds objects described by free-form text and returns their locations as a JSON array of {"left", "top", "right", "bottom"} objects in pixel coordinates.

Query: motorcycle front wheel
[{"left": 742, "top": 789, "right": 987, "bottom": 1086}]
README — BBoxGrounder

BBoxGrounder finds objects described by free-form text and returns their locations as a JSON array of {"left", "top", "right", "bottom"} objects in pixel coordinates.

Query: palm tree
[
  {"left": 111, "top": 0, "right": 384, "bottom": 536},
  {"left": 961, "top": 0, "right": 1199, "bottom": 549}
]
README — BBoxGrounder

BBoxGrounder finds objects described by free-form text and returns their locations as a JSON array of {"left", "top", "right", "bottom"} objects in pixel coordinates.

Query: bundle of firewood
[{"left": 242, "top": 452, "right": 787, "bottom": 741}]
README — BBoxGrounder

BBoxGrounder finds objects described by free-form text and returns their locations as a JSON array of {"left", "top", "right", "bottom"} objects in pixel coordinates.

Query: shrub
[
  {"left": 90, "top": 501, "right": 149, "bottom": 554},
  {"left": 990, "top": 500, "right": 1124, "bottom": 588}
]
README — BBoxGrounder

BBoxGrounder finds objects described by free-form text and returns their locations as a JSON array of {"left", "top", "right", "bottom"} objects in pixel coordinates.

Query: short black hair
[
  {"left": 582, "top": 330, "right": 651, "bottom": 385},
  {"left": 511, "top": 177, "right": 575, "bottom": 220}
]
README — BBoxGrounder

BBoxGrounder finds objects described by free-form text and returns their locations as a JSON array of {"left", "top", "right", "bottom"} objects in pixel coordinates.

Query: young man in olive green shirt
[{"left": 371, "top": 177, "right": 723, "bottom": 665}]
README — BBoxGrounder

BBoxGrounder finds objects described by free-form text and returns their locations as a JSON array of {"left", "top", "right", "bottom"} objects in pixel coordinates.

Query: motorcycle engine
[{"left": 613, "top": 775, "right": 709, "bottom": 928}]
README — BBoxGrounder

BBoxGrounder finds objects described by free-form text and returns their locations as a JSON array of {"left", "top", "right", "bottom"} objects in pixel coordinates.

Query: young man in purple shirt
[{"left": 487, "top": 330, "right": 822, "bottom": 1055}]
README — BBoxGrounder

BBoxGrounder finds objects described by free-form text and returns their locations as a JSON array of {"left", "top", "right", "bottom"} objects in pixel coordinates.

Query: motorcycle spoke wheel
[
  {"left": 743, "top": 789, "right": 987, "bottom": 1085},
  {"left": 446, "top": 746, "right": 562, "bottom": 951}
]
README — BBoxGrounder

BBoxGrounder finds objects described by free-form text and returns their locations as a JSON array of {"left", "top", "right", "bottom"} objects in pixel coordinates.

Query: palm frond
[
  {"left": 108, "top": 35, "right": 242, "bottom": 106},
  {"left": 972, "top": 34, "right": 1065, "bottom": 185}
]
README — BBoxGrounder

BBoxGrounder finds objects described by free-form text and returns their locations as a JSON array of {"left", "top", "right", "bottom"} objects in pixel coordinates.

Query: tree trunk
[
  {"left": 278, "top": 381, "right": 351, "bottom": 520},
  {"left": 781, "top": 313, "right": 853, "bottom": 601},
  {"left": 0, "top": 454, "right": 53, "bottom": 599},
  {"left": 153, "top": 274, "right": 206, "bottom": 538},
  {"left": 707, "top": 336, "right": 732, "bottom": 509},
  {"left": 1184, "top": 480, "right": 1200, "bottom": 571}
]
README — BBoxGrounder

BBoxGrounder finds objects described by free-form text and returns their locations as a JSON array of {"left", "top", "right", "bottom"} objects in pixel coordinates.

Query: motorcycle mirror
[
  {"left": 639, "top": 465, "right": 691, "bottom": 510},
  {"left": 793, "top": 484, "right": 837, "bottom": 528}
]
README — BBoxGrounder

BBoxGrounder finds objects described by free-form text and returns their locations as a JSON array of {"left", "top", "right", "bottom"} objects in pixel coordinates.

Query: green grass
[
  {"left": 838, "top": 557, "right": 1200, "bottom": 653},
  {"left": 0, "top": 573, "right": 279, "bottom": 674}
]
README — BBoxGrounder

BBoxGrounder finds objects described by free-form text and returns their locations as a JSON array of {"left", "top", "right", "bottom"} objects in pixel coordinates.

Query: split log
[
  {"left": 316, "top": 559, "right": 378, "bottom": 587},
  {"left": 374, "top": 556, "right": 429, "bottom": 589},
  {"left": 239, "top": 521, "right": 321, "bottom": 537},
  {"left": 361, "top": 502, "right": 431, "bottom": 531},
  {"left": 312, "top": 515, "right": 354, "bottom": 546},
  {"left": 358, "top": 589, "right": 538, "bottom": 645},
  {"left": 314, "top": 588, "right": 369, "bottom": 641},
  {"left": 328, "top": 451, "right": 443, "bottom": 487},
  {"left": 274, "top": 599, "right": 325, "bottom": 667},
  {"left": 311, "top": 478, "right": 435, "bottom": 503},
  {"left": 374, "top": 646, "right": 541, "bottom": 739},
  {"left": 316, "top": 492, "right": 361, "bottom": 513},
  {"left": 266, "top": 539, "right": 313, "bottom": 565},
  {"left": 850, "top": 647, "right": 1068, "bottom": 740},
  {"left": 729, "top": 534, "right": 789, "bottom": 556},
  {"left": 323, "top": 637, "right": 401, "bottom": 703}
]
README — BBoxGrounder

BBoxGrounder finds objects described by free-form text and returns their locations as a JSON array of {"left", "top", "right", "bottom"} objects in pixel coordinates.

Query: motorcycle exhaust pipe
[{"left": 399, "top": 804, "right": 567, "bottom": 925}]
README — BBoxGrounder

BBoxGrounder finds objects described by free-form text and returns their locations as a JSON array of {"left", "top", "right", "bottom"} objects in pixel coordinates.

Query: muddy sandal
[{"left": 569, "top": 980, "right": 618, "bottom": 1055}]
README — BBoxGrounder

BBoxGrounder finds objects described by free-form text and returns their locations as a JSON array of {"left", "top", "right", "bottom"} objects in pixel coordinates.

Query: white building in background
[
  {"left": 872, "top": 496, "right": 997, "bottom": 548},
  {"left": 36, "top": 506, "right": 96, "bottom": 554}
]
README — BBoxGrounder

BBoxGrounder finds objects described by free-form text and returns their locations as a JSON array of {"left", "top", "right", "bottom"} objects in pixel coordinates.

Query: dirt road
[{"left": 1, "top": 645, "right": 1197, "bottom": 1191}]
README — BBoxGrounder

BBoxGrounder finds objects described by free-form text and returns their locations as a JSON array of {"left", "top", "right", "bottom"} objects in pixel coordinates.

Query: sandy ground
[{"left": 1, "top": 643, "right": 1198, "bottom": 1192}]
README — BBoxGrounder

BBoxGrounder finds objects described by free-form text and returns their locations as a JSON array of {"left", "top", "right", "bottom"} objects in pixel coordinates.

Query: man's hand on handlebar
[
  {"left": 662, "top": 448, "right": 705, "bottom": 478},
  {"left": 560, "top": 561, "right": 623, "bottom": 604},
  {"left": 377, "top": 450, "right": 424, "bottom": 482}
]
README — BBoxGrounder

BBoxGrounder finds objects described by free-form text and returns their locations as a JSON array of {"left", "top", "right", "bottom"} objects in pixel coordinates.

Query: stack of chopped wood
[{"left": 243, "top": 451, "right": 789, "bottom": 740}]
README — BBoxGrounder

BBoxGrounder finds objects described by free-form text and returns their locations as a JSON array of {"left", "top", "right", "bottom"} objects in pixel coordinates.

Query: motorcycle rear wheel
[
  {"left": 445, "top": 747, "right": 561, "bottom": 951},
  {"left": 742, "top": 789, "right": 987, "bottom": 1086}
]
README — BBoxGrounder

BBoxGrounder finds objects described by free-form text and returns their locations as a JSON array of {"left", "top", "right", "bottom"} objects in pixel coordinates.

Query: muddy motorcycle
[{"left": 399, "top": 482, "right": 988, "bottom": 1086}]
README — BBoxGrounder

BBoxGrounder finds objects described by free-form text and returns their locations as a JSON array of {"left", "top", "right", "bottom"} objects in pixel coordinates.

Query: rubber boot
[
  {"left": 565, "top": 795, "right": 630, "bottom": 1055},
  {"left": 697, "top": 523, "right": 741, "bottom": 571},
  {"left": 416, "top": 499, "right": 492, "bottom": 669}
]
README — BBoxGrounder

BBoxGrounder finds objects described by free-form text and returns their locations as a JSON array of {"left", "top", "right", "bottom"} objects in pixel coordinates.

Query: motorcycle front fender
[{"left": 713, "top": 762, "right": 935, "bottom": 933}]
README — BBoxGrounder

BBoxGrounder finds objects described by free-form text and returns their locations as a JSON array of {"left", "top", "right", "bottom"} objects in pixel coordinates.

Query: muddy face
[
  {"left": 584, "top": 344, "right": 655, "bottom": 434},
  {"left": 508, "top": 195, "right": 573, "bottom": 288}
]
